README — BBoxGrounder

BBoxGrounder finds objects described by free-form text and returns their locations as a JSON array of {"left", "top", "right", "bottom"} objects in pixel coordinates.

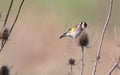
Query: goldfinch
[{"left": 59, "top": 22, "right": 87, "bottom": 39}]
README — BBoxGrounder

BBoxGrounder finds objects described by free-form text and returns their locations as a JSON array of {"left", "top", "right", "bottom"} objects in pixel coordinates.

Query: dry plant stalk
[
  {"left": 76, "top": 31, "right": 89, "bottom": 75},
  {"left": 107, "top": 57, "right": 120, "bottom": 75},
  {"left": 67, "top": 58, "right": 80, "bottom": 75},
  {"left": 68, "top": 58, "right": 76, "bottom": 75},
  {"left": 0, "top": 0, "right": 24, "bottom": 53},
  {"left": 80, "top": 47, "right": 84, "bottom": 75},
  {"left": 92, "top": 0, "right": 114, "bottom": 75}
]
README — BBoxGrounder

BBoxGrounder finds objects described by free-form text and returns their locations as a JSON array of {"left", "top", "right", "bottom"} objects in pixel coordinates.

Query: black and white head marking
[{"left": 81, "top": 22, "right": 87, "bottom": 29}]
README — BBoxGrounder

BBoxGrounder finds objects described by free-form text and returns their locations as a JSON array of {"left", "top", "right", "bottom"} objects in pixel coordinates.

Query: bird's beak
[{"left": 59, "top": 34, "right": 65, "bottom": 39}]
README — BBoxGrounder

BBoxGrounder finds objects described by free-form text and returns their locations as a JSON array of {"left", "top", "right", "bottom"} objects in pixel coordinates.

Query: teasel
[
  {"left": 68, "top": 58, "right": 76, "bottom": 66},
  {"left": 0, "top": 0, "right": 24, "bottom": 53},
  {"left": 0, "top": 66, "right": 10, "bottom": 75},
  {"left": 75, "top": 30, "right": 89, "bottom": 75},
  {"left": 0, "top": 27, "right": 9, "bottom": 40},
  {"left": 67, "top": 58, "right": 80, "bottom": 75},
  {"left": 76, "top": 30, "right": 89, "bottom": 48}
]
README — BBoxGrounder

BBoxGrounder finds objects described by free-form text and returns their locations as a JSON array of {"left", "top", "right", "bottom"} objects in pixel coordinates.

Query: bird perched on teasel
[{"left": 59, "top": 22, "right": 87, "bottom": 39}]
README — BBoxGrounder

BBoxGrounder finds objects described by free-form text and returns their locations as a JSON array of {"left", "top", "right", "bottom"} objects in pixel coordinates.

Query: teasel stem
[
  {"left": 92, "top": 0, "right": 113, "bottom": 75},
  {"left": 0, "top": 0, "right": 24, "bottom": 53},
  {"left": 107, "top": 57, "right": 120, "bottom": 75},
  {"left": 80, "top": 46, "right": 84, "bottom": 75}
]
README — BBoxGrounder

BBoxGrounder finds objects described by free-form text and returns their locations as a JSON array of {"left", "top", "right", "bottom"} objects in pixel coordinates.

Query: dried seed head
[
  {"left": 0, "top": 66, "right": 10, "bottom": 75},
  {"left": 0, "top": 27, "right": 9, "bottom": 40},
  {"left": 68, "top": 58, "right": 75, "bottom": 65},
  {"left": 76, "top": 31, "right": 89, "bottom": 47}
]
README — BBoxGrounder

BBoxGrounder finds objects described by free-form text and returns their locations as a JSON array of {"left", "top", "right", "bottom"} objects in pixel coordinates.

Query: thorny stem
[
  {"left": 8, "top": 0, "right": 24, "bottom": 36},
  {"left": 80, "top": 46, "right": 84, "bottom": 75},
  {"left": 0, "top": 0, "right": 14, "bottom": 53},
  {"left": 0, "top": 0, "right": 24, "bottom": 53},
  {"left": 70, "top": 65, "right": 73, "bottom": 75},
  {"left": 107, "top": 57, "right": 120, "bottom": 75},
  {"left": 92, "top": 0, "right": 114, "bottom": 75},
  {"left": 2, "top": 0, "right": 14, "bottom": 28}
]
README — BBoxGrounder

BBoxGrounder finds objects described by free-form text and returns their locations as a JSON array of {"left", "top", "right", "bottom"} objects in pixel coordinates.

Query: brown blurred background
[{"left": 0, "top": 0, "right": 120, "bottom": 75}]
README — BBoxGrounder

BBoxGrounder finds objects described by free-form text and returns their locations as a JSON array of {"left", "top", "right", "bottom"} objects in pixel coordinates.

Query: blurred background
[{"left": 0, "top": 0, "right": 120, "bottom": 75}]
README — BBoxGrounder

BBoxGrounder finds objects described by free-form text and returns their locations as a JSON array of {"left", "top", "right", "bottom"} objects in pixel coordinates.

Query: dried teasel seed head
[
  {"left": 0, "top": 27, "right": 9, "bottom": 40},
  {"left": 68, "top": 58, "right": 75, "bottom": 65},
  {"left": 0, "top": 66, "right": 10, "bottom": 75},
  {"left": 76, "top": 31, "right": 89, "bottom": 47},
  {"left": 2, "top": 27, "right": 9, "bottom": 40}
]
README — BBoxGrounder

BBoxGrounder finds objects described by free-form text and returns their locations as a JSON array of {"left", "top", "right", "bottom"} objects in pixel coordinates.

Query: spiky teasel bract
[
  {"left": 76, "top": 30, "right": 89, "bottom": 48},
  {"left": 68, "top": 58, "right": 76, "bottom": 65}
]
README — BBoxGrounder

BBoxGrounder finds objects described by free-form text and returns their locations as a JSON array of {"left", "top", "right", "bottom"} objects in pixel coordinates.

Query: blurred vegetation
[
  {"left": 0, "top": 1, "right": 120, "bottom": 75},
  {"left": 35, "top": 0, "right": 120, "bottom": 25},
  {"left": 0, "top": 0, "right": 23, "bottom": 27},
  {"left": 0, "top": 0, "right": 120, "bottom": 27}
]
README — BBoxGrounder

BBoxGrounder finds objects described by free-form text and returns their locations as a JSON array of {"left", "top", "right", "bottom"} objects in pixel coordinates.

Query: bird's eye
[
  {"left": 73, "top": 25, "right": 77, "bottom": 28},
  {"left": 75, "top": 25, "right": 77, "bottom": 28}
]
